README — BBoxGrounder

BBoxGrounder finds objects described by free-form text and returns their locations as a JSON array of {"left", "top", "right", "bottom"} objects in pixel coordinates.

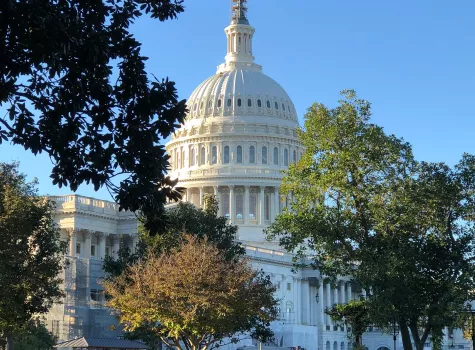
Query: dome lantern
[{"left": 218, "top": 0, "right": 261, "bottom": 73}]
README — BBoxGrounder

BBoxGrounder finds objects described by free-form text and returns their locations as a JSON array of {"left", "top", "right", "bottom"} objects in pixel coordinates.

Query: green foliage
[
  {"left": 103, "top": 196, "right": 245, "bottom": 346},
  {"left": 0, "top": 162, "right": 65, "bottom": 347},
  {"left": 0, "top": 0, "right": 187, "bottom": 235},
  {"left": 326, "top": 300, "right": 371, "bottom": 348},
  {"left": 12, "top": 319, "right": 55, "bottom": 350},
  {"left": 103, "top": 196, "right": 243, "bottom": 277},
  {"left": 266, "top": 90, "right": 475, "bottom": 350},
  {"left": 104, "top": 236, "right": 278, "bottom": 350}
]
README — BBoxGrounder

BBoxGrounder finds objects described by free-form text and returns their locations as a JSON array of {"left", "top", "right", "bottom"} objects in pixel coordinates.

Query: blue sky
[{"left": 1, "top": 0, "right": 474, "bottom": 200}]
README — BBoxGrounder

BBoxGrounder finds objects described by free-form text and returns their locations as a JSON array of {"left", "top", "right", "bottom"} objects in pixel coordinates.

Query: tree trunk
[
  {"left": 4, "top": 335, "right": 13, "bottom": 350},
  {"left": 399, "top": 320, "right": 413, "bottom": 350}
]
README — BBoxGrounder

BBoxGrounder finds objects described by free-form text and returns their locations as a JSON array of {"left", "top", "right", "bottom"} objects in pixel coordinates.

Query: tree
[
  {"left": 0, "top": 0, "right": 187, "bottom": 234},
  {"left": 10, "top": 319, "right": 56, "bottom": 350},
  {"left": 103, "top": 235, "right": 278, "bottom": 350},
  {"left": 103, "top": 194, "right": 244, "bottom": 277},
  {"left": 103, "top": 195, "right": 245, "bottom": 348},
  {"left": 0, "top": 163, "right": 65, "bottom": 349},
  {"left": 326, "top": 300, "right": 371, "bottom": 350},
  {"left": 266, "top": 90, "right": 475, "bottom": 350}
]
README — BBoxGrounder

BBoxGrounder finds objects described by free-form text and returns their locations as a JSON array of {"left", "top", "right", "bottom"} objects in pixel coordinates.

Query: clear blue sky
[{"left": 1, "top": 0, "right": 474, "bottom": 200}]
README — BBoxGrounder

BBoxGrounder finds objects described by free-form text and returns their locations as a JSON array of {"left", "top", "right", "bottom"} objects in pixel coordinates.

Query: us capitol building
[{"left": 45, "top": 2, "right": 467, "bottom": 350}]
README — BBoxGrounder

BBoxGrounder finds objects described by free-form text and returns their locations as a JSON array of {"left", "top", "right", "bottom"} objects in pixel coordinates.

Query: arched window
[
  {"left": 237, "top": 98, "right": 242, "bottom": 107},
  {"left": 266, "top": 100, "right": 271, "bottom": 108},
  {"left": 249, "top": 193, "right": 257, "bottom": 221},
  {"left": 333, "top": 342, "right": 338, "bottom": 350},
  {"left": 181, "top": 149, "right": 185, "bottom": 168},
  {"left": 264, "top": 193, "right": 270, "bottom": 221},
  {"left": 190, "top": 148, "right": 196, "bottom": 166},
  {"left": 222, "top": 193, "right": 230, "bottom": 218},
  {"left": 284, "top": 148, "right": 289, "bottom": 166},
  {"left": 217, "top": 99, "right": 222, "bottom": 108},
  {"left": 257, "top": 99, "right": 262, "bottom": 108},
  {"left": 237, "top": 145, "right": 243, "bottom": 163},
  {"left": 288, "top": 105, "right": 291, "bottom": 112},
  {"left": 211, "top": 146, "right": 217, "bottom": 165},
  {"left": 223, "top": 145, "right": 230, "bottom": 164},
  {"left": 273, "top": 147, "right": 279, "bottom": 165},
  {"left": 200, "top": 147, "right": 206, "bottom": 165},
  {"left": 249, "top": 146, "right": 256, "bottom": 164},
  {"left": 293, "top": 150, "right": 297, "bottom": 163},
  {"left": 236, "top": 193, "right": 243, "bottom": 219},
  {"left": 262, "top": 146, "right": 268, "bottom": 164},
  {"left": 227, "top": 98, "right": 232, "bottom": 107},
  {"left": 248, "top": 99, "right": 252, "bottom": 107},
  {"left": 275, "top": 101, "right": 279, "bottom": 109}
]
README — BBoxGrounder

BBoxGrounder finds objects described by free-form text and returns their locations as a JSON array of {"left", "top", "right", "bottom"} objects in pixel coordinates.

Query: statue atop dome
[{"left": 231, "top": 0, "right": 249, "bottom": 25}]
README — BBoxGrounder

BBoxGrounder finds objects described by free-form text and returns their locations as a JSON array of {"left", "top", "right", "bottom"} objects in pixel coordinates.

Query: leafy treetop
[
  {"left": 103, "top": 235, "right": 278, "bottom": 350},
  {"left": 0, "top": 0, "right": 187, "bottom": 235}
]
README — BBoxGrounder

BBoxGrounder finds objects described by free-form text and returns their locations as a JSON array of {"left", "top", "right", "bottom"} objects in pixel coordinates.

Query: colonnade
[
  {"left": 185, "top": 185, "right": 285, "bottom": 225},
  {"left": 66, "top": 229, "right": 138, "bottom": 261}
]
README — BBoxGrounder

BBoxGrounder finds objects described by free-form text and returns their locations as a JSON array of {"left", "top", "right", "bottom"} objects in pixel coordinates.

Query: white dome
[
  {"left": 166, "top": 2, "right": 304, "bottom": 242},
  {"left": 186, "top": 67, "right": 298, "bottom": 124}
]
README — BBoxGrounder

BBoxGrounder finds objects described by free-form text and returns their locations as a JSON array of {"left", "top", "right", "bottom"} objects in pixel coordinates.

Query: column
[
  {"left": 307, "top": 281, "right": 312, "bottom": 325},
  {"left": 259, "top": 186, "right": 265, "bottom": 225},
  {"left": 244, "top": 186, "right": 250, "bottom": 224},
  {"left": 319, "top": 281, "right": 324, "bottom": 325},
  {"left": 229, "top": 186, "right": 234, "bottom": 224},
  {"left": 340, "top": 282, "right": 345, "bottom": 305},
  {"left": 213, "top": 186, "right": 219, "bottom": 216},
  {"left": 347, "top": 283, "right": 352, "bottom": 303},
  {"left": 84, "top": 232, "right": 92, "bottom": 259},
  {"left": 326, "top": 283, "right": 331, "bottom": 326},
  {"left": 113, "top": 235, "right": 120, "bottom": 259},
  {"left": 186, "top": 188, "right": 192, "bottom": 203},
  {"left": 132, "top": 236, "right": 139, "bottom": 253},
  {"left": 98, "top": 234, "right": 106, "bottom": 260},
  {"left": 296, "top": 278, "right": 301, "bottom": 324},
  {"left": 199, "top": 187, "right": 204, "bottom": 208},
  {"left": 217, "top": 187, "right": 222, "bottom": 217},
  {"left": 69, "top": 230, "right": 77, "bottom": 258},
  {"left": 274, "top": 187, "right": 280, "bottom": 221}
]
